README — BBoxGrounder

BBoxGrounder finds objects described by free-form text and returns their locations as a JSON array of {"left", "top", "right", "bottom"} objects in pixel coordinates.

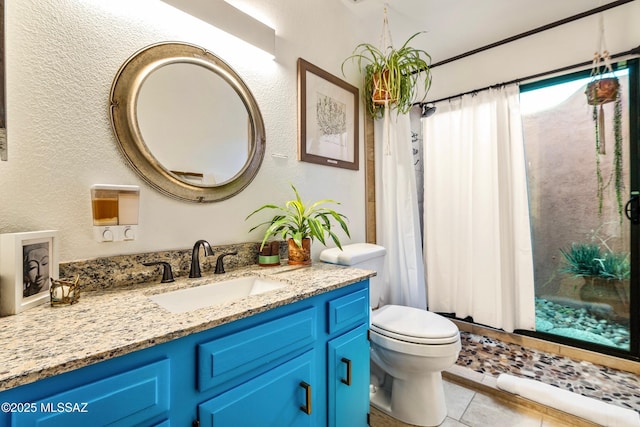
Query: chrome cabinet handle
[
  {"left": 299, "top": 381, "right": 312, "bottom": 415},
  {"left": 341, "top": 357, "right": 352, "bottom": 386}
]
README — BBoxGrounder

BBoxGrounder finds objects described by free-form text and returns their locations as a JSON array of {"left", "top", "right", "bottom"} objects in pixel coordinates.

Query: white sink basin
[{"left": 148, "top": 275, "right": 287, "bottom": 313}]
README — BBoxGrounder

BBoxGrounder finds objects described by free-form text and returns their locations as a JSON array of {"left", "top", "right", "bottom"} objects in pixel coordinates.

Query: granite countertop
[{"left": 0, "top": 263, "right": 374, "bottom": 392}]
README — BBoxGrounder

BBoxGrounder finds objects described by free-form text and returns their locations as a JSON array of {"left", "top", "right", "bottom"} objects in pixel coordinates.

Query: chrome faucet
[{"left": 189, "top": 240, "right": 214, "bottom": 278}]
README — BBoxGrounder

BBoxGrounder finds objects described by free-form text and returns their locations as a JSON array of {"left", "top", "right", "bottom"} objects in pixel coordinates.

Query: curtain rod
[
  {"left": 412, "top": 0, "right": 638, "bottom": 106},
  {"left": 420, "top": 45, "right": 640, "bottom": 106},
  {"left": 423, "top": 0, "right": 636, "bottom": 71}
]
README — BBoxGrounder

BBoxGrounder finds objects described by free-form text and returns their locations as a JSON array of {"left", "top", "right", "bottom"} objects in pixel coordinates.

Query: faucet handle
[
  {"left": 214, "top": 252, "right": 238, "bottom": 274},
  {"left": 142, "top": 261, "right": 175, "bottom": 283},
  {"left": 189, "top": 240, "right": 214, "bottom": 278}
]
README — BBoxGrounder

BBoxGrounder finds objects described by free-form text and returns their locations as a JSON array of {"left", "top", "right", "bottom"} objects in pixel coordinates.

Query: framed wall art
[
  {"left": 297, "top": 58, "right": 359, "bottom": 170},
  {"left": 0, "top": 230, "right": 59, "bottom": 316}
]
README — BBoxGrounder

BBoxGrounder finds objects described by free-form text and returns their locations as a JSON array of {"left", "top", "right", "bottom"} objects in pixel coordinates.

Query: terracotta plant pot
[
  {"left": 580, "top": 276, "right": 629, "bottom": 321},
  {"left": 371, "top": 70, "right": 396, "bottom": 105},
  {"left": 288, "top": 238, "right": 311, "bottom": 265},
  {"left": 585, "top": 77, "right": 619, "bottom": 106}
]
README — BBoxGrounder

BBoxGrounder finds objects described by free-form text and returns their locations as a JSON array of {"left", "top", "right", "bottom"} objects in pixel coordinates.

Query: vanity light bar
[{"left": 160, "top": 0, "right": 275, "bottom": 58}]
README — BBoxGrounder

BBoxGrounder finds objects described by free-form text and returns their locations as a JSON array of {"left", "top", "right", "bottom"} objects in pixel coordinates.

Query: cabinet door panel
[
  {"left": 198, "top": 351, "right": 316, "bottom": 427},
  {"left": 11, "top": 359, "right": 170, "bottom": 427},
  {"left": 327, "top": 324, "right": 369, "bottom": 427},
  {"left": 327, "top": 288, "right": 369, "bottom": 334},
  {"left": 198, "top": 307, "right": 316, "bottom": 392}
]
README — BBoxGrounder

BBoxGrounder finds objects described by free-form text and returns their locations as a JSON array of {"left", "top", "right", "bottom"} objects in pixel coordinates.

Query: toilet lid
[
  {"left": 371, "top": 305, "right": 459, "bottom": 345},
  {"left": 320, "top": 243, "right": 386, "bottom": 265}
]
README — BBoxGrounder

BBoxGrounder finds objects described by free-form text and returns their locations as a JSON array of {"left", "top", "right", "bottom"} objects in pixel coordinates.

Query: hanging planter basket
[
  {"left": 585, "top": 12, "right": 625, "bottom": 221},
  {"left": 585, "top": 77, "right": 620, "bottom": 106},
  {"left": 341, "top": 6, "right": 432, "bottom": 119},
  {"left": 586, "top": 75, "right": 624, "bottom": 219},
  {"left": 371, "top": 70, "right": 397, "bottom": 105}
]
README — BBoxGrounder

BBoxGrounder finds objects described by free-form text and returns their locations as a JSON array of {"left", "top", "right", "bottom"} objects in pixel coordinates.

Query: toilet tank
[{"left": 320, "top": 243, "right": 386, "bottom": 308}]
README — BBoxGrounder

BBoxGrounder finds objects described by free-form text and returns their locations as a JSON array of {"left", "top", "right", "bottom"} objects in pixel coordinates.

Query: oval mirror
[{"left": 110, "top": 42, "right": 265, "bottom": 203}]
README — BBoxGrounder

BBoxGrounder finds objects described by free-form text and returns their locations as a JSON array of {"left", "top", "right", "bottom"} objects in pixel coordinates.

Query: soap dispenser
[{"left": 91, "top": 184, "right": 140, "bottom": 242}]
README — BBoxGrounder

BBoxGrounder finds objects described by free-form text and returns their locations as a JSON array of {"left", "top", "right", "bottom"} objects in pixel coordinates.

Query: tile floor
[
  {"left": 369, "top": 330, "right": 640, "bottom": 426},
  {"left": 370, "top": 378, "right": 578, "bottom": 427}
]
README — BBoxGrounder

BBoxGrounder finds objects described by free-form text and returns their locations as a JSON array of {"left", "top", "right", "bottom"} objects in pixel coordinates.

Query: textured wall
[
  {"left": 1, "top": 0, "right": 368, "bottom": 262},
  {"left": 6, "top": 1, "right": 634, "bottom": 265}
]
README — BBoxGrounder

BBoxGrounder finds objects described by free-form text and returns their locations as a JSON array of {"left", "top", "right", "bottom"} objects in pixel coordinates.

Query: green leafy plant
[
  {"left": 587, "top": 76, "right": 624, "bottom": 221},
  {"left": 559, "top": 242, "right": 629, "bottom": 280},
  {"left": 246, "top": 184, "right": 351, "bottom": 251},
  {"left": 597, "top": 251, "right": 630, "bottom": 280},
  {"left": 342, "top": 32, "right": 432, "bottom": 119}
]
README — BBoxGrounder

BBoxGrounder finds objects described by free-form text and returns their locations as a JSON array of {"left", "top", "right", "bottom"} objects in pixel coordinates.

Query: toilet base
[{"left": 370, "top": 372, "right": 447, "bottom": 427}]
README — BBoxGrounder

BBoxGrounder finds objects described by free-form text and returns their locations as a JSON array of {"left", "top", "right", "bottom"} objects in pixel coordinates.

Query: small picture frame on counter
[{"left": 0, "top": 230, "right": 59, "bottom": 316}]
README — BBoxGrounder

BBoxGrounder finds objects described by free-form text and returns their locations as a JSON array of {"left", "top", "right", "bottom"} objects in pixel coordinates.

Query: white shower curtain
[
  {"left": 375, "top": 110, "right": 427, "bottom": 310},
  {"left": 422, "top": 85, "right": 535, "bottom": 332}
]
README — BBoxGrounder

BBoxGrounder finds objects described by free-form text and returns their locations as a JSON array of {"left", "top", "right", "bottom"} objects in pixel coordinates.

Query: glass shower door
[{"left": 520, "top": 59, "right": 638, "bottom": 356}]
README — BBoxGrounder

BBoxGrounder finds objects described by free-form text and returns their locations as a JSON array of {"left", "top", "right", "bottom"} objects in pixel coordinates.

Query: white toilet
[{"left": 320, "top": 243, "right": 461, "bottom": 427}]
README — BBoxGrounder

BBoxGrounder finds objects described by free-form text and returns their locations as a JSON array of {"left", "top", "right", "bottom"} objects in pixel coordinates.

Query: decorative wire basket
[{"left": 50, "top": 275, "right": 81, "bottom": 306}]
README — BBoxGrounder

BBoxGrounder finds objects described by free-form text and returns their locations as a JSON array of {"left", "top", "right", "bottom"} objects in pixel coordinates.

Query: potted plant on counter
[
  {"left": 246, "top": 184, "right": 351, "bottom": 265},
  {"left": 342, "top": 30, "right": 432, "bottom": 119}
]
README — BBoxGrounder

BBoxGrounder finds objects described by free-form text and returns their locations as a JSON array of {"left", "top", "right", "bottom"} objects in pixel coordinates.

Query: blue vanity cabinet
[
  {"left": 328, "top": 324, "right": 370, "bottom": 427},
  {"left": 326, "top": 288, "right": 370, "bottom": 427},
  {"left": 0, "top": 279, "right": 370, "bottom": 427},
  {"left": 1, "top": 356, "right": 172, "bottom": 427},
  {"left": 195, "top": 280, "right": 371, "bottom": 427},
  {"left": 196, "top": 307, "right": 317, "bottom": 394},
  {"left": 198, "top": 351, "right": 317, "bottom": 427},
  {"left": 195, "top": 306, "right": 319, "bottom": 426}
]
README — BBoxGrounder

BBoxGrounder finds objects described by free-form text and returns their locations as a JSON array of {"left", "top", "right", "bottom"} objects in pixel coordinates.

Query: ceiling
[{"left": 341, "top": 0, "right": 621, "bottom": 65}]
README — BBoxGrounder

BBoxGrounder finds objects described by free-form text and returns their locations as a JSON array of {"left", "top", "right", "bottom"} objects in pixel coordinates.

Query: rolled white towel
[{"left": 496, "top": 373, "right": 640, "bottom": 427}]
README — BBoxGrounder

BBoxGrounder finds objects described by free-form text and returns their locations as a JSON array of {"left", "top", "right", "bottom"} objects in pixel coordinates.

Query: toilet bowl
[
  {"left": 370, "top": 305, "right": 461, "bottom": 426},
  {"left": 320, "top": 243, "right": 461, "bottom": 427}
]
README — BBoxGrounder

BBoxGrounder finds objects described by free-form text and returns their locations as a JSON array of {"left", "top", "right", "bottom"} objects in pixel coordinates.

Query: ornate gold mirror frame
[{"left": 110, "top": 42, "right": 266, "bottom": 203}]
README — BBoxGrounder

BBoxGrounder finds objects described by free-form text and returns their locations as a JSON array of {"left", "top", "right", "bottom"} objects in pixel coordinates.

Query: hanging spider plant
[
  {"left": 585, "top": 13, "right": 625, "bottom": 222},
  {"left": 342, "top": 32, "right": 432, "bottom": 119},
  {"left": 587, "top": 76, "right": 624, "bottom": 221}
]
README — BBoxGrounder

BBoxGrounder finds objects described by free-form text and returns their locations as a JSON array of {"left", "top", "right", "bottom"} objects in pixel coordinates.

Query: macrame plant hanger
[
  {"left": 378, "top": 5, "right": 394, "bottom": 155},
  {"left": 586, "top": 11, "right": 618, "bottom": 155},
  {"left": 585, "top": 8, "right": 623, "bottom": 218},
  {"left": 375, "top": 5, "right": 394, "bottom": 104}
]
